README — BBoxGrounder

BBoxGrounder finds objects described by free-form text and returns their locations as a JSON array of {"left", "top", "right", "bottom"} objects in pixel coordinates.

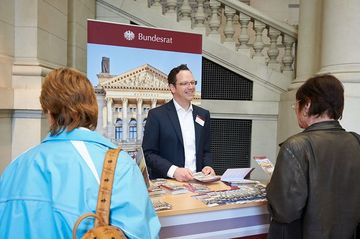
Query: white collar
[
  {"left": 78, "top": 127, "right": 91, "bottom": 131},
  {"left": 173, "top": 99, "right": 193, "bottom": 112}
]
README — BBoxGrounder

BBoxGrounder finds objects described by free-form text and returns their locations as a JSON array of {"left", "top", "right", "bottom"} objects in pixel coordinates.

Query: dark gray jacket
[
  {"left": 267, "top": 121, "right": 360, "bottom": 239},
  {"left": 142, "top": 100, "right": 213, "bottom": 179}
]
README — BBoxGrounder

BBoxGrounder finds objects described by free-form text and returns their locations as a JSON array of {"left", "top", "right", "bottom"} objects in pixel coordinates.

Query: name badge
[{"left": 195, "top": 115, "right": 205, "bottom": 126}]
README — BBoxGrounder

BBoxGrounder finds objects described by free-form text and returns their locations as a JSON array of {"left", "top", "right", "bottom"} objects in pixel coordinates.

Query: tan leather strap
[
  {"left": 72, "top": 213, "right": 105, "bottom": 239},
  {"left": 95, "top": 147, "right": 121, "bottom": 227}
]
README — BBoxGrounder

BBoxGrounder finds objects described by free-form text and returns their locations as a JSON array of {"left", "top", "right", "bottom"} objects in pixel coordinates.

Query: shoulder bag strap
[{"left": 95, "top": 147, "right": 122, "bottom": 227}]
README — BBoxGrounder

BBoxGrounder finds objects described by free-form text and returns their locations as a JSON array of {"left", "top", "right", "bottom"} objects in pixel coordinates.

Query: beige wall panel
[
  {"left": 276, "top": 90, "right": 301, "bottom": 144},
  {"left": 14, "top": 27, "right": 37, "bottom": 58},
  {"left": 0, "top": 111, "right": 48, "bottom": 172},
  {"left": 11, "top": 115, "right": 42, "bottom": 160},
  {"left": 46, "top": 0, "right": 68, "bottom": 14},
  {"left": 67, "top": 0, "right": 95, "bottom": 71},
  {"left": 252, "top": 83, "right": 281, "bottom": 101},
  {"left": 73, "top": 0, "right": 95, "bottom": 27},
  {"left": 341, "top": 84, "right": 360, "bottom": 134},
  {"left": 0, "top": 0, "right": 14, "bottom": 24},
  {"left": 68, "top": 44, "right": 86, "bottom": 71},
  {"left": 14, "top": 0, "right": 37, "bottom": 26},
  {"left": 0, "top": 22, "right": 15, "bottom": 55},
  {"left": 38, "top": 0, "right": 67, "bottom": 39},
  {"left": 0, "top": 0, "right": 14, "bottom": 63},
  {"left": 0, "top": 1, "right": 14, "bottom": 110},
  {"left": 0, "top": 56, "right": 14, "bottom": 88},
  {"left": 250, "top": 0, "right": 289, "bottom": 23},
  {"left": 0, "top": 89, "right": 14, "bottom": 109},
  {"left": 80, "top": 0, "right": 96, "bottom": 13},
  {"left": 202, "top": 100, "right": 278, "bottom": 117},
  {"left": 67, "top": 22, "right": 86, "bottom": 71},
  {"left": 71, "top": 22, "right": 87, "bottom": 48},
  {"left": 0, "top": 111, "right": 12, "bottom": 174},
  {"left": 96, "top": 2, "right": 131, "bottom": 23},
  {"left": 12, "top": 74, "right": 42, "bottom": 88},
  {"left": 13, "top": 88, "right": 42, "bottom": 109},
  {"left": 287, "top": 3, "right": 299, "bottom": 25},
  {"left": 251, "top": 120, "right": 278, "bottom": 181},
  {"left": 77, "top": 46, "right": 87, "bottom": 72},
  {"left": 38, "top": 28, "right": 67, "bottom": 66}
]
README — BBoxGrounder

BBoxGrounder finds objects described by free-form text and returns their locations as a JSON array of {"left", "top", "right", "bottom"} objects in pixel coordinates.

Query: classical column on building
[
  {"left": 102, "top": 105, "right": 107, "bottom": 128},
  {"left": 136, "top": 98, "right": 143, "bottom": 141},
  {"left": 106, "top": 97, "right": 113, "bottom": 124},
  {"left": 317, "top": 0, "right": 360, "bottom": 132},
  {"left": 122, "top": 98, "right": 129, "bottom": 141},
  {"left": 278, "top": 0, "right": 360, "bottom": 144},
  {"left": 106, "top": 97, "right": 114, "bottom": 139},
  {"left": 151, "top": 98, "right": 157, "bottom": 108},
  {"left": 289, "top": 0, "right": 322, "bottom": 89},
  {"left": 318, "top": 0, "right": 360, "bottom": 80}
]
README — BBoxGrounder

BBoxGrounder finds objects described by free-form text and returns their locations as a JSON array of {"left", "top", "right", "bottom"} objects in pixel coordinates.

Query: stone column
[
  {"left": 318, "top": 0, "right": 360, "bottom": 79},
  {"left": 106, "top": 97, "right": 114, "bottom": 139},
  {"left": 106, "top": 97, "right": 113, "bottom": 125},
  {"left": 318, "top": 0, "right": 360, "bottom": 133},
  {"left": 136, "top": 98, "right": 143, "bottom": 141},
  {"left": 151, "top": 98, "right": 157, "bottom": 108},
  {"left": 95, "top": 93, "right": 106, "bottom": 136},
  {"left": 277, "top": 0, "right": 323, "bottom": 145},
  {"left": 122, "top": 98, "right": 128, "bottom": 141},
  {"left": 290, "top": 0, "right": 322, "bottom": 89},
  {"left": 279, "top": 0, "right": 360, "bottom": 143}
]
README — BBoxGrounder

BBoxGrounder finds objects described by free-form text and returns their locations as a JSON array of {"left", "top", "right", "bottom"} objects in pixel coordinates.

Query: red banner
[{"left": 88, "top": 20, "right": 202, "bottom": 54}]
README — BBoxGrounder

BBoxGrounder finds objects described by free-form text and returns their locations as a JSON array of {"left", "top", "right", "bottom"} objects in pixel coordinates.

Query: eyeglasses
[
  {"left": 291, "top": 100, "right": 301, "bottom": 110},
  {"left": 176, "top": 81, "right": 197, "bottom": 87}
]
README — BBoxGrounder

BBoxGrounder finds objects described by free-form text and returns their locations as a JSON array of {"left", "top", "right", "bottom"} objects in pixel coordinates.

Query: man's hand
[
  {"left": 173, "top": 168, "right": 193, "bottom": 182},
  {"left": 202, "top": 166, "right": 215, "bottom": 175}
]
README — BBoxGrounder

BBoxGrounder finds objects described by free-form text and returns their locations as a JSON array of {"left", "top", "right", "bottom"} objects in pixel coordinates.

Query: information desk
[{"left": 152, "top": 180, "right": 269, "bottom": 239}]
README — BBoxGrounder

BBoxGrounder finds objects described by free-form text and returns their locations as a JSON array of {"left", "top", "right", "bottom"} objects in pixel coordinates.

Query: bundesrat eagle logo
[{"left": 124, "top": 30, "right": 135, "bottom": 41}]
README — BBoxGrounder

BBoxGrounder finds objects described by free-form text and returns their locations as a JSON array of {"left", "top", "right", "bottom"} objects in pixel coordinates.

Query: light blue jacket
[{"left": 0, "top": 128, "right": 160, "bottom": 239}]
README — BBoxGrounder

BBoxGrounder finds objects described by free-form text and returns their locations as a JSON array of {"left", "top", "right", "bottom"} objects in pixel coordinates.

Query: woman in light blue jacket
[{"left": 0, "top": 68, "right": 160, "bottom": 239}]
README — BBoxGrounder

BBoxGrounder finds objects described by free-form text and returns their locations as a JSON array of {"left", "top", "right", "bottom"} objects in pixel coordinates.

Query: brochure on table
[
  {"left": 220, "top": 168, "right": 254, "bottom": 183},
  {"left": 253, "top": 156, "right": 274, "bottom": 177}
]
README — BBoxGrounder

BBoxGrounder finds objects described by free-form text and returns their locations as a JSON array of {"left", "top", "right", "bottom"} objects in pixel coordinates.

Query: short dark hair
[
  {"left": 296, "top": 74, "right": 344, "bottom": 120},
  {"left": 40, "top": 67, "right": 98, "bottom": 135},
  {"left": 167, "top": 64, "right": 190, "bottom": 85}
]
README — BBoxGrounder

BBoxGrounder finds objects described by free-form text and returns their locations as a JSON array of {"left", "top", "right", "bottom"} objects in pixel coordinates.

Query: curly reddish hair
[{"left": 40, "top": 68, "right": 98, "bottom": 135}]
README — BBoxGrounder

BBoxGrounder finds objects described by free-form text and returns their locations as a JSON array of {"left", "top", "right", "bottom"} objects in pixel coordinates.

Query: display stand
[{"left": 152, "top": 180, "right": 269, "bottom": 239}]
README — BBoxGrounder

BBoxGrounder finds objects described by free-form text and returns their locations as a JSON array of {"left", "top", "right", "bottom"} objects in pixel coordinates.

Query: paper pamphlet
[
  {"left": 254, "top": 156, "right": 274, "bottom": 176},
  {"left": 135, "top": 147, "right": 151, "bottom": 188},
  {"left": 220, "top": 168, "right": 254, "bottom": 182},
  {"left": 192, "top": 172, "right": 221, "bottom": 183}
]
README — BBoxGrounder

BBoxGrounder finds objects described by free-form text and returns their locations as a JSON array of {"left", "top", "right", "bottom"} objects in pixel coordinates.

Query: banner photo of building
[{"left": 87, "top": 20, "right": 202, "bottom": 152}]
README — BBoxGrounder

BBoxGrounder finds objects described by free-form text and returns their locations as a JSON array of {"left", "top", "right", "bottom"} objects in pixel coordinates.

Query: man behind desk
[{"left": 142, "top": 64, "right": 215, "bottom": 182}]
